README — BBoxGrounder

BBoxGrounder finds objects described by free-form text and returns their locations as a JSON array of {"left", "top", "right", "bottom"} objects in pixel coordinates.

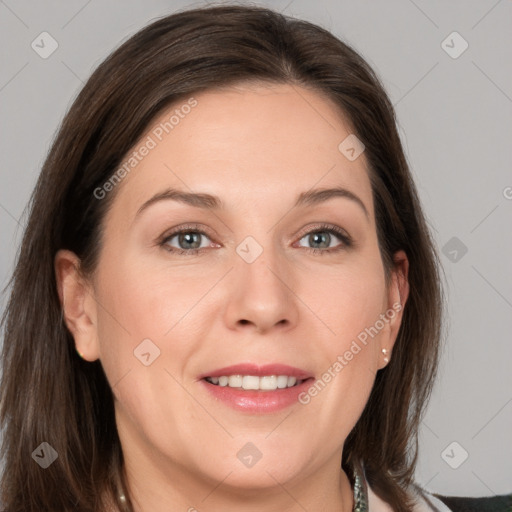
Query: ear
[
  {"left": 378, "top": 249, "right": 409, "bottom": 369},
  {"left": 54, "top": 249, "right": 100, "bottom": 362}
]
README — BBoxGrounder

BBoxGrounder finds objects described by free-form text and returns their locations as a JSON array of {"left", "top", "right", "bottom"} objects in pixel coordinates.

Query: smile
[{"left": 204, "top": 375, "right": 305, "bottom": 390}]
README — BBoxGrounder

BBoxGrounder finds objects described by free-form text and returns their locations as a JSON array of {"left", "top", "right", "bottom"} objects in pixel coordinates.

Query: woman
[{"left": 0, "top": 4, "right": 509, "bottom": 512}]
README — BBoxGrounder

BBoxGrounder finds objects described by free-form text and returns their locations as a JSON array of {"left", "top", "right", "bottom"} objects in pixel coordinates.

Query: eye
[
  {"left": 295, "top": 224, "right": 352, "bottom": 255},
  {"left": 160, "top": 224, "right": 215, "bottom": 255},
  {"left": 158, "top": 223, "right": 352, "bottom": 256}
]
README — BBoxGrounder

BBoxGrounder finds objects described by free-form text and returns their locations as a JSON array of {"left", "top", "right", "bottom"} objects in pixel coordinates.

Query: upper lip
[{"left": 198, "top": 363, "right": 314, "bottom": 380}]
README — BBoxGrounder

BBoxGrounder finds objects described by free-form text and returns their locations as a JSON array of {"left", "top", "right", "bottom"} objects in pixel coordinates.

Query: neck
[{"left": 113, "top": 439, "right": 355, "bottom": 512}]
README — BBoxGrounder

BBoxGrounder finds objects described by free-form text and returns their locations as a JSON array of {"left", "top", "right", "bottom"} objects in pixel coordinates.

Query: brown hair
[{"left": 0, "top": 4, "right": 444, "bottom": 511}]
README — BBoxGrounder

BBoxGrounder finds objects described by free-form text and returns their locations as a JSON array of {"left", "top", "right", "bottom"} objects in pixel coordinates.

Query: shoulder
[
  {"left": 362, "top": 468, "right": 512, "bottom": 512},
  {"left": 432, "top": 493, "right": 512, "bottom": 512}
]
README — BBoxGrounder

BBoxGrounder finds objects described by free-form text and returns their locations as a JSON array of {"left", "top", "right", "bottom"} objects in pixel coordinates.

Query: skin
[{"left": 55, "top": 82, "right": 409, "bottom": 512}]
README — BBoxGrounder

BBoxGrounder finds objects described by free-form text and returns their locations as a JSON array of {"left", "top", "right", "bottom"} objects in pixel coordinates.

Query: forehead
[{"left": 106, "top": 82, "right": 374, "bottom": 222}]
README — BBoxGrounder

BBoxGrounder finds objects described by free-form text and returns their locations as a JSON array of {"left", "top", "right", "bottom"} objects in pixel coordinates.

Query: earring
[{"left": 382, "top": 348, "right": 389, "bottom": 363}]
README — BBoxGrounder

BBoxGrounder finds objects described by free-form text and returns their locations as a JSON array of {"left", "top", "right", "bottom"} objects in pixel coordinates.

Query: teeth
[
  {"left": 205, "top": 374, "right": 304, "bottom": 391},
  {"left": 229, "top": 375, "right": 242, "bottom": 387},
  {"left": 260, "top": 375, "right": 277, "bottom": 390},
  {"left": 276, "top": 375, "right": 288, "bottom": 388},
  {"left": 242, "top": 375, "right": 260, "bottom": 390}
]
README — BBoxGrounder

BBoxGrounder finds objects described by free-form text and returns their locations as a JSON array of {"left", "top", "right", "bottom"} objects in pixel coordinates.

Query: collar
[{"left": 351, "top": 466, "right": 452, "bottom": 512}]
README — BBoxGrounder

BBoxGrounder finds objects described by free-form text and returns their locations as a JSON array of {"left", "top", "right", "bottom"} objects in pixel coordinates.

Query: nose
[{"left": 223, "top": 248, "right": 300, "bottom": 334}]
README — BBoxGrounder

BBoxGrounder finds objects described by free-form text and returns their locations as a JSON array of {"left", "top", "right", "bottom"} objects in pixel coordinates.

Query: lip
[{"left": 198, "top": 363, "right": 314, "bottom": 414}]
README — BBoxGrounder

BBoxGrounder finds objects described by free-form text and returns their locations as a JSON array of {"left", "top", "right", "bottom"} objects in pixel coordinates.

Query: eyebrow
[{"left": 135, "top": 186, "right": 369, "bottom": 220}]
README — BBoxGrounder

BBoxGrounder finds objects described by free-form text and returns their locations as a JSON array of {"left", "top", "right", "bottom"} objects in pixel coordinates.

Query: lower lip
[{"left": 200, "top": 378, "right": 314, "bottom": 413}]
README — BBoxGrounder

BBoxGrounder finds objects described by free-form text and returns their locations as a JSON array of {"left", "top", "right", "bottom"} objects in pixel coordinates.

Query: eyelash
[{"left": 158, "top": 223, "right": 352, "bottom": 256}]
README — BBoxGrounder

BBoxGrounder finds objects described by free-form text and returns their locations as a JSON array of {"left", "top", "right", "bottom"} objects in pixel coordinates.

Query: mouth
[
  {"left": 203, "top": 374, "right": 307, "bottom": 390},
  {"left": 198, "top": 363, "right": 314, "bottom": 413}
]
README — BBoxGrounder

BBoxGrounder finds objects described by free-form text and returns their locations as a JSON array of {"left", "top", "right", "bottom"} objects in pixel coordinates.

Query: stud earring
[{"left": 382, "top": 348, "right": 389, "bottom": 363}]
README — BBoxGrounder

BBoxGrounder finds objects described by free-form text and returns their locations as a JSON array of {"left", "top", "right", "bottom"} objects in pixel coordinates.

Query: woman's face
[{"left": 57, "top": 82, "right": 408, "bottom": 505}]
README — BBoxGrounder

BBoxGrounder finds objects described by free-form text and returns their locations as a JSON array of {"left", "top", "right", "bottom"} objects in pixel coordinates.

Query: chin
[
  {"left": 196, "top": 442, "right": 312, "bottom": 491},
  {"left": 208, "top": 462, "right": 303, "bottom": 494}
]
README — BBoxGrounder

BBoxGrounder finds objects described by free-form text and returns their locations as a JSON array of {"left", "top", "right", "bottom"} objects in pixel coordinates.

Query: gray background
[{"left": 1, "top": 0, "right": 511, "bottom": 498}]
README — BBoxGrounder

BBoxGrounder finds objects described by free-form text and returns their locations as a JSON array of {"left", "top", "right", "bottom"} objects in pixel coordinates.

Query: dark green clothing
[{"left": 434, "top": 493, "right": 512, "bottom": 512}]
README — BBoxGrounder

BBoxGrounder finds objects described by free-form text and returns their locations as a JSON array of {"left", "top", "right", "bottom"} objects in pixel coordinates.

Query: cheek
[
  {"left": 296, "top": 258, "right": 387, "bottom": 423},
  {"left": 94, "top": 244, "right": 208, "bottom": 344},
  {"left": 308, "top": 257, "right": 387, "bottom": 345},
  {"left": 91, "top": 252, "right": 205, "bottom": 402},
  {"left": 92, "top": 261, "right": 202, "bottom": 449}
]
